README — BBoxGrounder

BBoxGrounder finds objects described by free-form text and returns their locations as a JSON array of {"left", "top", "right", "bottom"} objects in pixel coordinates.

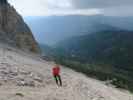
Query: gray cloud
[
  {"left": 103, "top": 6, "right": 133, "bottom": 16},
  {"left": 70, "top": 0, "right": 133, "bottom": 16},
  {"left": 9, "top": 0, "right": 133, "bottom": 16},
  {"left": 71, "top": 0, "right": 133, "bottom": 9}
]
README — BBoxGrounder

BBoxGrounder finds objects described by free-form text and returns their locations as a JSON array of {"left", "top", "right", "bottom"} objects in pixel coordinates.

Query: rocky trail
[{"left": 0, "top": 44, "right": 132, "bottom": 100}]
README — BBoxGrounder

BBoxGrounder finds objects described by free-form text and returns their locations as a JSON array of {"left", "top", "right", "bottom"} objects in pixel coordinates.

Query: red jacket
[{"left": 52, "top": 66, "right": 60, "bottom": 75}]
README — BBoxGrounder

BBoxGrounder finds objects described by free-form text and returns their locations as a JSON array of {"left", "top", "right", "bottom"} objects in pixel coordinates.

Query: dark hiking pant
[{"left": 54, "top": 75, "right": 62, "bottom": 86}]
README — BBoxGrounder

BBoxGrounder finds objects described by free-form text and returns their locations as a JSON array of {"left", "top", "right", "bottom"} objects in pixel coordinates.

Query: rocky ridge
[{"left": 0, "top": 2, "right": 40, "bottom": 53}]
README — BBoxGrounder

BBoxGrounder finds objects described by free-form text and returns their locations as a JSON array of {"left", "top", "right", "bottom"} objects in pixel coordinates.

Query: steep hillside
[
  {"left": 55, "top": 30, "right": 133, "bottom": 67},
  {"left": 48, "top": 30, "right": 133, "bottom": 91},
  {"left": 0, "top": 2, "right": 40, "bottom": 53},
  {"left": 0, "top": 43, "right": 132, "bottom": 100}
]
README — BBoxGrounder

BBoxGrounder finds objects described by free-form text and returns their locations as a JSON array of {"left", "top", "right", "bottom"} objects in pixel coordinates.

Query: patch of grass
[{"left": 15, "top": 93, "right": 24, "bottom": 97}]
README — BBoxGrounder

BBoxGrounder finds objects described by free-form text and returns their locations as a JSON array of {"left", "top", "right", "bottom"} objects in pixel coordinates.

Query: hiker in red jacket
[{"left": 52, "top": 64, "right": 62, "bottom": 86}]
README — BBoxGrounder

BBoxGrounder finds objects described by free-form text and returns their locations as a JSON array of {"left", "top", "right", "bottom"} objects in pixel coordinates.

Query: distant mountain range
[
  {"left": 54, "top": 30, "right": 133, "bottom": 67},
  {"left": 24, "top": 15, "right": 133, "bottom": 45}
]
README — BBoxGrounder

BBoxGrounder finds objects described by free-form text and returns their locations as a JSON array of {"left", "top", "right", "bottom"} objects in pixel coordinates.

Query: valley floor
[{"left": 0, "top": 44, "right": 132, "bottom": 100}]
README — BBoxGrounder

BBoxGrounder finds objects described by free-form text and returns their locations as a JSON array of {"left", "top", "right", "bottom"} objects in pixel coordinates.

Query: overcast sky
[{"left": 9, "top": 0, "right": 133, "bottom": 16}]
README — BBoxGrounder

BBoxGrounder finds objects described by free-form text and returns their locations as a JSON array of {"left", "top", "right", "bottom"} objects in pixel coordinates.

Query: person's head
[{"left": 54, "top": 63, "right": 60, "bottom": 67}]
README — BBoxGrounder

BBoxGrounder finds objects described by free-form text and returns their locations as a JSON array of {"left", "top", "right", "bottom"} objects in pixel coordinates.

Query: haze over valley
[{"left": 24, "top": 15, "right": 133, "bottom": 45}]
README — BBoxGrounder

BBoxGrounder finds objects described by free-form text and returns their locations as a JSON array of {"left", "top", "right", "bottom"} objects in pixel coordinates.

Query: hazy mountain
[
  {"left": 55, "top": 30, "right": 133, "bottom": 67},
  {"left": 24, "top": 15, "right": 133, "bottom": 45}
]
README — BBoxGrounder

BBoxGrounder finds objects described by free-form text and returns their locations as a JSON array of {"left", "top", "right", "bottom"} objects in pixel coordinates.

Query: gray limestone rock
[{"left": 0, "top": 3, "right": 40, "bottom": 53}]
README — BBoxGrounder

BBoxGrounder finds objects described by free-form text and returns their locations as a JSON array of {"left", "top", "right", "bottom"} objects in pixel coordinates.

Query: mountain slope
[
  {"left": 0, "top": 43, "right": 132, "bottom": 100},
  {"left": 49, "top": 29, "right": 133, "bottom": 91},
  {"left": 0, "top": 3, "right": 40, "bottom": 53},
  {"left": 55, "top": 30, "right": 133, "bottom": 67}
]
